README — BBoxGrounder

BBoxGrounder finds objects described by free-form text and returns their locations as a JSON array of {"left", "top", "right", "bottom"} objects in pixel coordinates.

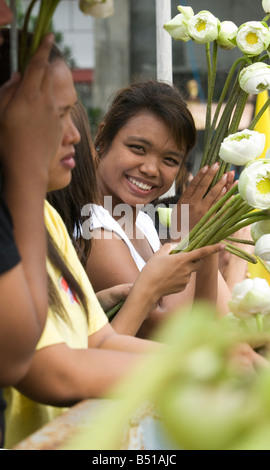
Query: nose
[
  {"left": 64, "top": 119, "right": 81, "bottom": 146},
  {"left": 139, "top": 155, "right": 160, "bottom": 177}
]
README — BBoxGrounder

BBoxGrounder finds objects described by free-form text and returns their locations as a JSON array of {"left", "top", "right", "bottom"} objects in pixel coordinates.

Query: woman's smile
[{"left": 97, "top": 111, "right": 183, "bottom": 208}]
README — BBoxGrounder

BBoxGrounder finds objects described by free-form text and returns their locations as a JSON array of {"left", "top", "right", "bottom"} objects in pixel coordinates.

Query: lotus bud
[
  {"left": 239, "top": 62, "right": 270, "bottom": 94},
  {"left": 217, "top": 21, "right": 238, "bottom": 50},
  {"left": 238, "top": 159, "right": 270, "bottom": 210},
  {"left": 228, "top": 277, "right": 270, "bottom": 318},
  {"left": 164, "top": 14, "right": 190, "bottom": 42},
  {"left": 251, "top": 220, "right": 270, "bottom": 242},
  {"left": 79, "top": 0, "right": 114, "bottom": 18},
  {"left": 254, "top": 234, "right": 270, "bottom": 261},
  {"left": 219, "top": 129, "right": 265, "bottom": 165},
  {"left": 184, "top": 10, "right": 220, "bottom": 44},
  {"left": 262, "top": 0, "right": 270, "bottom": 14}
]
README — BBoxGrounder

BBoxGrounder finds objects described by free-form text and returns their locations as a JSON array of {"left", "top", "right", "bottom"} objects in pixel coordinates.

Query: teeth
[{"left": 128, "top": 177, "right": 152, "bottom": 191}]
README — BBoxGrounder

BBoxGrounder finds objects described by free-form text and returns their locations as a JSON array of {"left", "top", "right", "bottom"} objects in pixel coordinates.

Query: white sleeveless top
[{"left": 90, "top": 204, "right": 161, "bottom": 271}]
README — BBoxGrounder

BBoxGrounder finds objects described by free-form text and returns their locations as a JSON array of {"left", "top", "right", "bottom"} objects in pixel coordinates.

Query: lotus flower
[
  {"left": 184, "top": 10, "right": 220, "bottom": 44},
  {"left": 235, "top": 21, "right": 270, "bottom": 56},
  {"left": 238, "top": 159, "right": 270, "bottom": 210},
  {"left": 219, "top": 130, "right": 265, "bottom": 165},
  {"left": 255, "top": 234, "right": 270, "bottom": 261},
  {"left": 239, "top": 62, "right": 270, "bottom": 94},
  {"left": 228, "top": 277, "right": 270, "bottom": 319},
  {"left": 217, "top": 21, "right": 238, "bottom": 50},
  {"left": 251, "top": 220, "right": 270, "bottom": 242}
]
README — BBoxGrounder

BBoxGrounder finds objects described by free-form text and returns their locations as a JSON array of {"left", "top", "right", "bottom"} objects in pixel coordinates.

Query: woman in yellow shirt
[{"left": 2, "top": 32, "right": 226, "bottom": 448}]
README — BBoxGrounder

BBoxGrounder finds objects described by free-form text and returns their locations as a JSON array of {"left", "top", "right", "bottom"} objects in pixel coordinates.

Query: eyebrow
[
  {"left": 58, "top": 100, "right": 78, "bottom": 112},
  {"left": 127, "top": 136, "right": 184, "bottom": 159}
]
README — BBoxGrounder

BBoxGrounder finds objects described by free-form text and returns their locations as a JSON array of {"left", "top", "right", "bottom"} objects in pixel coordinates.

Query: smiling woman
[{"left": 81, "top": 79, "right": 234, "bottom": 337}]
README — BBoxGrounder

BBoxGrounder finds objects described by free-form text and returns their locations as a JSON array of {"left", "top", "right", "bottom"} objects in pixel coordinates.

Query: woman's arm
[
  {"left": 0, "top": 35, "right": 62, "bottom": 385},
  {"left": 16, "top": 322, "right": 157, "bottom": 407},
  {"left": 87, "top": 233, "right": 225, "bottom": 336}
]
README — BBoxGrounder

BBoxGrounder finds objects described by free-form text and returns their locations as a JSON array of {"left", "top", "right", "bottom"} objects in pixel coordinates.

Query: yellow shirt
[{"left": 4, "top": 201, "right": 108, "bottom": 448}]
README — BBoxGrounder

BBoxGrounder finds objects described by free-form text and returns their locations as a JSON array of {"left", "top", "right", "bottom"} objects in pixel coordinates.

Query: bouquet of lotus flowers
[
  {"left": 162, "top": 2, "right": 270, "bottom": 263},
  {"left": 14, "top": 0, "right": 114, "bottom": 74},
  {"left": 164, "top": 2, "right": 270, "bottom": 186}
]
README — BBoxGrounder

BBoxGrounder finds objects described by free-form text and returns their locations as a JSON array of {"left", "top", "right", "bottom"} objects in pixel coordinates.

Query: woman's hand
[
  {"left": 173, "top": 163, "right": 236, "bottom": 235},
  {"left": 0, "top": 34, "right": 62, "bottom": 179},
  {"left": 139, "top": 242, "right": 226, "bottom": 301},
  {"left": 96, "top": 284, "right": 132, "bottom": 312}
]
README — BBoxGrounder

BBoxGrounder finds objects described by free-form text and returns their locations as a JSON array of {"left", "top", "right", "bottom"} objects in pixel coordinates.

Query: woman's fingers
[{"left": 19, "top": 33, "right": 55, "bottom": 93}]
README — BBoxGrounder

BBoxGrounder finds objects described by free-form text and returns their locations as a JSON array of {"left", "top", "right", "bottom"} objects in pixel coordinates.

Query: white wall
[{"left": 20, "top": 0, "right": 95, "bottom": 68}]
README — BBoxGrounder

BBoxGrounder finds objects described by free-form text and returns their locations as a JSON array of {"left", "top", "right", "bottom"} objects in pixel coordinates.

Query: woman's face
[
  {"left": 47, "top": 60, "right": 81, "bottom": 192},
  {"left": 97, "top": 111, "right": 185, "bottom": 208}
]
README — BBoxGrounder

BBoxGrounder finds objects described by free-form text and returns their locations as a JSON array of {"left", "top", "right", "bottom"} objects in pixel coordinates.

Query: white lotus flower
[
  {"left": 177, "top": 5, "right": 194, "bottom": 19},
  {"left": 163, "top": 14, "right": 191, "bottom": 42},
  {"left": 184, "top": 10, "right": 220, "bottom": 44},
  {"left": 251, "top": 220, "right": 270, "bottom": 242},
  {"left": 239, "top": 62, "right": 270, "bottom": 94},
  {"left": 255, "top": 234, "right": 270, "bottom": 261},
  {"left": 219, "top": 130, "right": 265, "bottom": 165},
  {"left": 217, "top": 21, "right": 238, "bottom": 50},
  {"left": 79, "top": 0, "right": 114, "bottom": 18},
  {"left": 263, "top": 0, "right": 270, "bottom": 14},
  {"left": 238, "top": 159, "right": 270, "bottom": 210},
  {"left": 236, "top": 21, "right": 270, "bottom": 56},
  {"left": 228, "top": 277, "right": 270, "bottom": 319}
]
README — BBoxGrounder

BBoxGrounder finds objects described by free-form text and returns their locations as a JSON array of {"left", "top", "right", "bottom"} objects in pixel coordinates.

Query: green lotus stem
[
  {"left": 223, "top": 242, "right": 257, "bottom": 264},
  {"left": 188, "top": 200, "right": 248, "bottom": 250},
  {"left": 221, "top": 214, "right": 270, "bottom": 240},
  {"left": 187, "top": 193, "right": 243, "bottom": 247},
  {"left": 263, "top": 14, "right": 270, "bottom": 23},
  {"left": 208, "top": 57, "right": 251, "bottom": 146},
  {"left": 19, "top": 0, "right": 38, "bottom": 72},
  {"left": 238, "top": 210, "right": 270, "bottom": 222},
  {"left": 106, "top": 300, "right": 125, "bottom": 321},
  {"left": 228, "top": 90, "right": 249, "bottom": 135},
  {"left": 225, "top": 236, "right": 255, "bottom": 246},
  {"left": 170, "top": 185, "right": 239, "bottom": 254},
  {"left": 203, "top": 41, "right": 218, "bottom": 160},
  {"left": 207, "top": 203, "right": 253, "bottom": 245},
  {"left": 255, "top": 313, "right": 264, "bottom": 333},
  {"left": 204, "top": 80, "right": 242, "bottom": 168},
  {"left": 249, "top": 97, "right": 270, "bottom": 131},
  {"left": 200, "top": 56, "right": 250, "bottom": 169},
  {"left": 20, "top": 0, "right": 61, "bottom": 74}
]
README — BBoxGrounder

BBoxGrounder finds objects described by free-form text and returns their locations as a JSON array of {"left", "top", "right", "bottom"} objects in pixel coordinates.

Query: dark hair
[
  {"left": 0, "top": 29, "right": 88, "bottom": 321},
  {"left": 95, "top": 80, "right": 197, "bottom": 182},
  {"left": 47, "top": 100, "right": 99, "bottom": 267}
]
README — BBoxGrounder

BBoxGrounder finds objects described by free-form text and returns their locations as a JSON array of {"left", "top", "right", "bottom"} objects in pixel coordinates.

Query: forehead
[
  {"left": 51, "top": 60, "right": 77, "bottom": 106},
  {"left": 119, "top": 111, "right": 180, "bottom": 149}
]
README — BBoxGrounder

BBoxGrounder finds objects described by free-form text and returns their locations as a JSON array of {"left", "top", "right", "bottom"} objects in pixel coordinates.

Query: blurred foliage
[{"left": 60, "top": 302, "right": 270, "bottom": 450}]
